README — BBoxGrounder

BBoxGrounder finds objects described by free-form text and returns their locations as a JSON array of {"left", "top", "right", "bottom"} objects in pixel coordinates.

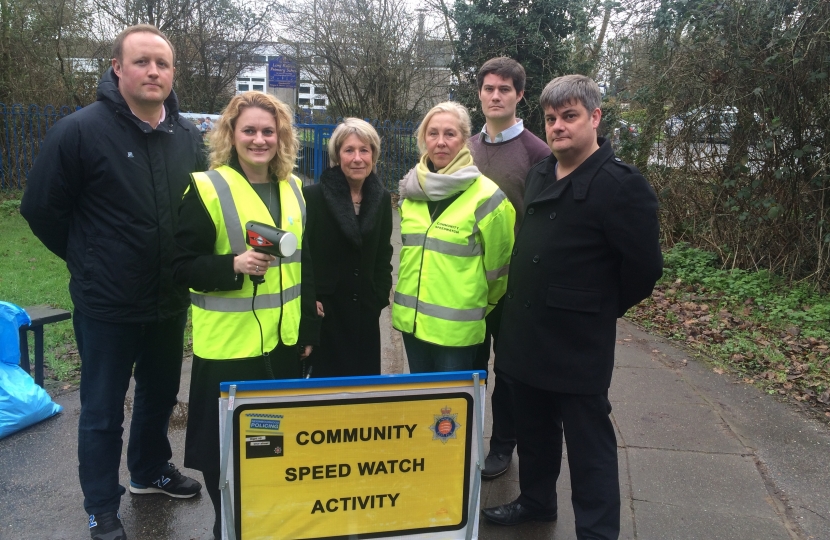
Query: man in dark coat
[
  {"left": 20, "top": 25, "right": 206, "bottom": 540},
  {"left": 481, "top": 75, "right": 662, "bottom": 539}
]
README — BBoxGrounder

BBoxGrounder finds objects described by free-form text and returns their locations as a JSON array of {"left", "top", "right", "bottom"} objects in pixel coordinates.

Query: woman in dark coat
[{"left": 303, "top": 118, "right": 394, "bottom": 377}]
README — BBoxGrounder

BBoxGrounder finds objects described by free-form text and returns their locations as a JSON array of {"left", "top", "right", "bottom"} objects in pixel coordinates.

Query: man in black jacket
[
  {"left": 21, "top": 25, "right": 206, "bottom": 540},
  {"left": 481, "top": 75, "right": 662, "bottom": 539}
]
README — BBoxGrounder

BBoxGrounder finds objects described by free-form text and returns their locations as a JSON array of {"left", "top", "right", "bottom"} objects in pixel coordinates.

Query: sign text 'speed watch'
[{"left": 235, "top": 395, "right": 472, "bottom": 539}]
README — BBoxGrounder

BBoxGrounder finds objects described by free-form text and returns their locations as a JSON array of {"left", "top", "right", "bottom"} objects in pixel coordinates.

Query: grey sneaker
[
  {"left": 129, "top": 463, "right": 202, "bottom": 498},
  {"left": 89, "top": 511, "right": 127, "bottom": 540}
]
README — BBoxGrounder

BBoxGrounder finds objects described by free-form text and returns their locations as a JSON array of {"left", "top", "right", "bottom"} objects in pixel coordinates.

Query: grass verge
[
  {"left": 0, "top": 195, "right": 78, "bottom": 384},
  {"left": 0, "top": 193, "right": 194, "bottom": 388},
  {"left": 627, "top": 243, "right": 830, "bottom": 425}
]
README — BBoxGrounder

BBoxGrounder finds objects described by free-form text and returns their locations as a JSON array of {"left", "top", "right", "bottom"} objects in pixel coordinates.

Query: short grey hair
[
  {"left": 328, "top": 118, "right": 381, "bottom": 168},
  {"left": 540, "top": 75, "right": 602, "bottom": 113},
  {"left": 416, "top": 101, "right": 472, "bottom": 155}
]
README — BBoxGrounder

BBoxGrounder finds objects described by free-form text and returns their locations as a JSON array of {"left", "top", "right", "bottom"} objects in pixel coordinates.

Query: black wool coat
[
  {"left": 495, "top": 139, "right": 663, "bottom": 394},
  {"left": 303, "top": 167, "right": 393, "bottom": 377}
]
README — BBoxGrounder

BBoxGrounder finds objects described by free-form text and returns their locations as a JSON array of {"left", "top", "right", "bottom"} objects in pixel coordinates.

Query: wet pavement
[{"left": 1, "top": 211, "right": 829, "bottom": 539}]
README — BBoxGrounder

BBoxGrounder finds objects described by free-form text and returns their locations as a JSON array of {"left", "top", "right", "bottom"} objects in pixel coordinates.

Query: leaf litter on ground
[{"left": 627, "top": 243, "right": 830, "bottom": 425}]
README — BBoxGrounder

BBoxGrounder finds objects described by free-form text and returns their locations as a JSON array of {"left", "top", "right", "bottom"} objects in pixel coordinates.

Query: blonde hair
[
  {"left": 209, "top": 92, "right": 299, "bottom": 181},
  {"left": 416, "top": 101, "right": 472, "bottom": 155},
  {"left": 328, "top": 118, "right": 381, "bottom": 168}
]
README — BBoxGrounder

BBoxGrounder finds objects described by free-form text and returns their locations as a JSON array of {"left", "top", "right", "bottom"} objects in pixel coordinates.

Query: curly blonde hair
[
  {"left": 416, "top": 101, "right": 472, "bottom": 155},
  {"left": 209, "top": 92, "right": 299, "bottom": 181}
]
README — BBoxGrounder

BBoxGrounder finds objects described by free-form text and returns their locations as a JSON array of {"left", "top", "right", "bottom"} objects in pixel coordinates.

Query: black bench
[{"left": 18, "top": 306, "right": 72, "bottom": 388}]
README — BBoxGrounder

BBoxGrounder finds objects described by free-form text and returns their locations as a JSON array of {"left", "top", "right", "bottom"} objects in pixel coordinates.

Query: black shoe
[
  {"left": 482, "top": 499, "right": 558, "bottom": 526},
  {"left": 129, "top": 463, "right": 202, "bottom": 498},
  {"left": 89, "top": 511, "right": 127, "bottom": 540},
  {"left": 481, "top": 452, "right": 512, "bottom": 479}
]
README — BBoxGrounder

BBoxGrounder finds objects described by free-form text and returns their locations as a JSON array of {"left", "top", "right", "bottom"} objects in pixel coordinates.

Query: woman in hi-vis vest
[
  {"left": 172, "top": 92, "right": 320, "bottom": 539},
  {"left": 393, "top": 102, "right": 516, "bottom": 373}
]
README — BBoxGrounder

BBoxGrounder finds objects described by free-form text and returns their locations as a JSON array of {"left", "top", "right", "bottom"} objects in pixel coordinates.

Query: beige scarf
[{"left": 398, "top": 146, "right": 481, "bottom": 201}]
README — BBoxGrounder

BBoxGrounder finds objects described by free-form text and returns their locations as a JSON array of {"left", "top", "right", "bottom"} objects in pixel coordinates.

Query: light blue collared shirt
[{"left": 480, "top": 119, "right": 524, "bottom": 143}]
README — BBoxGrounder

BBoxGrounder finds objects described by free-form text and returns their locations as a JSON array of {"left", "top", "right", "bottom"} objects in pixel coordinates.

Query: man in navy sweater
[{"left": 468, "top": 57, "right": 551, "bottom": 480}]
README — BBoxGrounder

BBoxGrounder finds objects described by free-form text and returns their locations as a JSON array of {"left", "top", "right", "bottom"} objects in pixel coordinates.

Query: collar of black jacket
[
  {"left": 319, "top": 165, "right": 384, "bottom": 247},
  {"left": 539, "top": 137, "right": 612, "bottom": 202},
  {"left": 96, "top": 67, "right": 182, "bottom": 129}
]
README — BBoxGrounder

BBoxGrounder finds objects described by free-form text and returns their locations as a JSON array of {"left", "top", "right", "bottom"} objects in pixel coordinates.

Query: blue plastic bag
[
  {"left": 0, "top": 363, "right": 63, "bottom": 439},
  {"left": 0, "top": 301, "right": 31, "bottom": 365},
  {"left": 0, "top": 302, "right": 63, "bottom": 439}
]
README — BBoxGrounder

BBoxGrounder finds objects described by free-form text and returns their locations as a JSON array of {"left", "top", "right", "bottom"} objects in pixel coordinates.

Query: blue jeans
[
  {"left": 403, "top": 333, "right": 478, "bottom": 373},
  {"left": 74, "top": 309, "right": 187, "bottom": 515}
]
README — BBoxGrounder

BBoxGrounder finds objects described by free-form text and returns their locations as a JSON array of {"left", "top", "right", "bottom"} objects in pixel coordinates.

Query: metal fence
[
  {"left": 0, "top": 104, "right": 77, "bottom": 190},
  {"left": 0, "top": 105, "right": 419, "bottom": 192}
]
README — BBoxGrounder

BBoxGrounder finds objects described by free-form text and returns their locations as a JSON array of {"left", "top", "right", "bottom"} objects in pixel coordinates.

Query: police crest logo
[
  {"left": 429, "top": 406, "right": 460, "bottom": 444},
  {"left": 245, "top": 413, "right": 285, "bottom": 459}
]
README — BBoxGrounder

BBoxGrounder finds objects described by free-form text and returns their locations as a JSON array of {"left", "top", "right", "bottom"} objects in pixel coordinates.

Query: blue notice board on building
[{"left": 269, "top": 57, "right": 297, "bottom": 88}]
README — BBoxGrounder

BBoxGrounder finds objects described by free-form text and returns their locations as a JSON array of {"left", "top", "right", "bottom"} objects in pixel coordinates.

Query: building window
[
  {"left": 238, "top": 84, "right": 250, "bottom": 91},
  {"left": 253, "top": 85, "right": 264, "bottom": 91},
  {"left": 299, "top": 86, "right": 310, "bottom": 94},
  {"left": 314, "top": 99, "right": 326, "bottom": 106},
  {"left": 299, "top": 98, "right": 310, "bottom": 105},
  {"left": 253, "top": 55, "right": 267, "bottom": 63},
  {"left": 315, "top": 87, "right": 326, "bottom": 95},
  {"left": 252, "top": 78, "right": 265, "bottom": 82}
]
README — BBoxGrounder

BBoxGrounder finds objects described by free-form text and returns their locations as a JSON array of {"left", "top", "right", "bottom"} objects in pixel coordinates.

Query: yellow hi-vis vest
[
  {"left": 189, "top": 165, "right": 306, "bottom": 359},
  {"left": 393, "top": 175, "right": 515, "bottom": 347}
]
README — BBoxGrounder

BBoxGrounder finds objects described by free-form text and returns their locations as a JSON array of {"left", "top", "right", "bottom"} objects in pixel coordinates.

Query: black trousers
[
  {"left": 74, "top": 309, "right": 186, "bottom": 515},
  {"left": 184, "top": 344, "right": 302, "bottom": 539},
  {"left": 473, "top": 297, "right": 516, "bottom": 455},
  {"left": 502, "top": 372, "right": 620, "bottom": 540}
]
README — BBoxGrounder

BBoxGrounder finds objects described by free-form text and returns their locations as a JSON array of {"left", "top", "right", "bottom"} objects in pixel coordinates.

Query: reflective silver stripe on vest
[
  {"left": 401, "top": 233, "right": 425, "bottom": 247},
  {"left": 204, "top": 170, "right": 246, "bottom": 254},
  {"left": 401, "top": 233, "right": 482, "bottom": 257},
  {"left": 191, "top": 284, "right": 301, "bottom": 312},
  {"left": 472, "top": 189, "right": 508, "bottom": 235},
  {"left": 268, "top": 250, "right": 302, "bottom": 266},
  {"left": 394, "top": 291, "right": 486, "bottom": 322},
  {"left": 394, "top": 290, "right": 418, "bottom": 308},
  {"left": 288, "top": 177, "right": 307, "bottom": 227},
  {"left": 485, "top": 264, "right": 510, "bottom": 281}
]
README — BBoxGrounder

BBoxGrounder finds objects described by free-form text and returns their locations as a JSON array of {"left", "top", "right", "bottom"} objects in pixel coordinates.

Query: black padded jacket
[{"left": 21, "top": 67, "right": 208, "bottom": 323}]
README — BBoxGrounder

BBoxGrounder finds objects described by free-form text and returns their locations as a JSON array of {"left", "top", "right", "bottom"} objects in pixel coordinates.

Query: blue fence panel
[
  {"left": 294, "top": 122, "right": 335, "bottom": 184},
  {"left": 0, "top": 103, "right": 75, "bottom": 190}
]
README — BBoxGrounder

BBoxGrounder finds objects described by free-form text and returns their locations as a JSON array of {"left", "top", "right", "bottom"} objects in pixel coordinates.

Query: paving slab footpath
[{"left": 1, "top": 211, "right": 828, "bottom": 539}]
